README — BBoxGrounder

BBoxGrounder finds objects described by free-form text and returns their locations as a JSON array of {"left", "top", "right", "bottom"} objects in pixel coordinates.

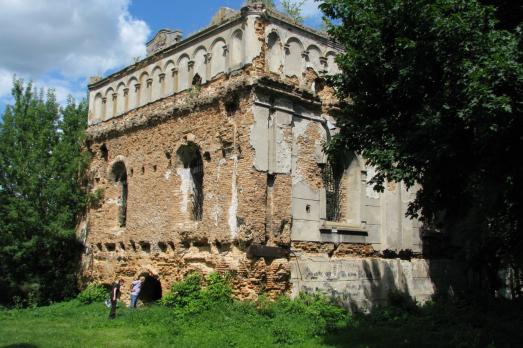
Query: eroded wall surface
[
  {"left": 81, "top": 2, "right": 459, "bottom": 306},
  {"left": 290, "top": 244, "right": 464, "bottom": 309}
]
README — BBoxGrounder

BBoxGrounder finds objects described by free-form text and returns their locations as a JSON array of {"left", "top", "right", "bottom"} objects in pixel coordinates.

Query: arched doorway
[{"left": 138, "top": 275, "right": 162, "bottom": 303}]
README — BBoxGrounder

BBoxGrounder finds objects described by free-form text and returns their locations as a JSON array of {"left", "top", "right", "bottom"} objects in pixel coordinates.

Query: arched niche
[
  {"left": 176, "top": 142, "right": 204, "bottom": 221},
  {"left": 139, "top": 72, "right": 150, "bottom": 106},
  {"left": 307, "top": 45, "right": 322, "bottom": 74},
  {"left": 127, "top": 77, "right": 139, "bottom": 110},
  {"left": 267, "top": 31, "right": 283, "bottom": 74},
  {"left": 230, "top": 30, "right": 243, "bottom": 68},
  {"left": 284, "top": 37, "right": 304, "bottom": 78},
  {"left": 193, "top": 47, "right": 207, "bottom": 83},
  {"left": 104, "top": 88, "right": 115, "bottom": 121},
  {"left": 164, "top": 60, "right": 176, "bottom": 96},
  {"left": 151, "top": 66, "right": 163, "bottom": 101},
  {"left": 116, "top": 83, "right": 126, "bottom": 115},
  {"left": 177, "top": 55, "right": 190, "bottom": 92},
  {"left": 210, "top": 38, "right": 227, "bottom": 78},
  {"left": 326, "top": 51, "right": 340, "bottom": 75},
  {"left": 93, "top": 92, "right": 103, "bottom": 122}
]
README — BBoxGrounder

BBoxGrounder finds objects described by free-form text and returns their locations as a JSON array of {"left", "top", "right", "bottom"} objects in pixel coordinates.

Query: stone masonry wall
[{"left": 80, "top": 80, "right": 291, "bottom": 300}]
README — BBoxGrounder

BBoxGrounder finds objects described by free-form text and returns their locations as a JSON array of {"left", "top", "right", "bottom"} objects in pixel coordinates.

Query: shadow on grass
[
  {"left": 320, "top": 297, "right": 523, "bottom": 348},
  {"left": 1, "top": 344, "right": 39, "bottom": 348}
]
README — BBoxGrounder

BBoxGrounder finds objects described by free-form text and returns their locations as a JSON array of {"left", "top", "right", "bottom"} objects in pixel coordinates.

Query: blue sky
[{"left": 0, "top": 0, "right": 323, "bottom": 118}]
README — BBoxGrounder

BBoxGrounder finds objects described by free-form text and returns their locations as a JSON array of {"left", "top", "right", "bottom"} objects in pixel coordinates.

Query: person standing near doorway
[
  {"left": 129, "top": 276, "right": 145, "bottom": 309},
  {"left": 108, "top": 278, "right": 124, "bottom": 319}
]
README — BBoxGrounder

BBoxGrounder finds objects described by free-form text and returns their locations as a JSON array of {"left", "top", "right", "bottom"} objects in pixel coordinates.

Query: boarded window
[{"left": 321, "top": 161, "right": 343, "bottom": 222}]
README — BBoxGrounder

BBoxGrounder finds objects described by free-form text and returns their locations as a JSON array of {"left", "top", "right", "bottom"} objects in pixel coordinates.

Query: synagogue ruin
[{"left": 79, "top": 3, "right": 460, "bottom": 308}]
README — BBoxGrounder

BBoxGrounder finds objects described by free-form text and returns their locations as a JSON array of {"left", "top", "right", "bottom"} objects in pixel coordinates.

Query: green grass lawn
[{"left": 1, "top": 297, "right": 522, "bottom": 348}]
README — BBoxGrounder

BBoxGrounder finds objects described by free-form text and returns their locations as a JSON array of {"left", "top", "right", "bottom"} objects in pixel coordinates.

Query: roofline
[
  {"left": 88, "top": 4, "right": 341, "bottom": 91},
  {"left": 88, "top": 12, "right": 243, "bottom": 90}
]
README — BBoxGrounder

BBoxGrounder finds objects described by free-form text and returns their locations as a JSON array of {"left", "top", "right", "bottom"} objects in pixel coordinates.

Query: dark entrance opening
[{"left": 138, "top": 275, "right": 162, "bottom": 303}]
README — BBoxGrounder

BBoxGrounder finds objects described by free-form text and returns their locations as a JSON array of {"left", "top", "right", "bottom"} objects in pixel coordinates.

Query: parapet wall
[{"left": 87, "top": 4, "right": 341, "bottom": 126}]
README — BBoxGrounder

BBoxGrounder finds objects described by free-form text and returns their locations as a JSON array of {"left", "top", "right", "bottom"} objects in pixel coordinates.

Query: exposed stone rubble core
[{"left": 79, "top": 3, "right": 453, "bottom": 307}]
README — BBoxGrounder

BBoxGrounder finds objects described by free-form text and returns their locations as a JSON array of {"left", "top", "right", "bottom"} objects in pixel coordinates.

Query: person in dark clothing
[{"left": 108, "top": 279, "right": 124, "bottom": 319}]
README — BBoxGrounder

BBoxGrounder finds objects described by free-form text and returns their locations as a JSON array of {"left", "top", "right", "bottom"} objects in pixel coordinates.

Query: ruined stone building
[{"left": 80, "top": 3, "right": 459, "bottom": 308}]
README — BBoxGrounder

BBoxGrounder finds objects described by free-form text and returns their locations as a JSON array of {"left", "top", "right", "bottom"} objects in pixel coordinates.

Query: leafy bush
[
  {"left": 160, "top": 272, "right": 232, "bottom": 314},
  {"left": 201, "top": 272, "right": 232, "bottom": 304},
  {"left": 77, "top": 284, "right": 107, "bottom": 305},
  {"left": 260, "top": 292, "right": 349, "bottom": 334},
  {"left": 160, "top": 273, "right": 202, "bottom": 310}
]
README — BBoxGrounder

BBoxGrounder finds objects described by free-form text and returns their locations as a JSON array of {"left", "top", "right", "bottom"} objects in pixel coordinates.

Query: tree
[
  {"left": 281, "top": 0, "right": 306, "bottom": 23},
  {"left": 320, "top": 0, "right": 523, "bottom": 295},
  {"left": 0, "top": 79, "right": 88, "bottom": 306}
]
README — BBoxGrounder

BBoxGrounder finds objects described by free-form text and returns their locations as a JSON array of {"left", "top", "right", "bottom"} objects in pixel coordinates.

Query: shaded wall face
[
  {"left": 290, "top": 255, "right": 465, "bottom": 310},
  {"left": 249, "top": 92, "right": 423, "bottom": 253}
]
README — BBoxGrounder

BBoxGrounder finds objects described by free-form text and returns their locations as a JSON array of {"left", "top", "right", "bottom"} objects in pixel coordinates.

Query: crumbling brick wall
[{"left": 81, "top": 77, "right": 292, "bottom": 300}]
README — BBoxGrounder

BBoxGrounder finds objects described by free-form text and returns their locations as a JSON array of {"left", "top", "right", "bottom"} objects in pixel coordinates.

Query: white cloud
[
  {"left": 0, "top": 69, "right": 12, "bottom": 98},
  {"left": 0, "top": 0, "right": 150, "bottom": 105}
]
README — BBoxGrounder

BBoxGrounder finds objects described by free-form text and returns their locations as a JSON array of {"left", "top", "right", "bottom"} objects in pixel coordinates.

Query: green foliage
[
  {"left": 160, "top": 272, "right": 232, "bottom": 313},
  {"left": 2, "top": 296, "right": 522, "bottom": 347},
  {"left": 321, "top": 0, "right": 523, "bottom": 295},
  {"left": 265, "top": 293, "right": 349, "bottom": 335},
  {"left": 87, "top": 187, "right": 105, "bottom": 208},
  {"left": 0, "top": 79, "right": 89, "bottom": 306},
  {"left": 281, "top": 0, "right": 306, "bottom": 23},
  {"left": 77, "top": 284, "right": 107, "bottom": 305},
  {"left": 200, "top": 272, "right": 233, "bottom": 304},
  {"left": 160, "top": 272, "right": 203, "bottom": 310}
]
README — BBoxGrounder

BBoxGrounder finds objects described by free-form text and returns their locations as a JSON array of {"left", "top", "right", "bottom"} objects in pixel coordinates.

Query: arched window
[
  {"left": 176, "top": 143, "right": 204, "bottom": 221},
  {"left": 112, "top": 161, "right": 128, "bottom": 227}
]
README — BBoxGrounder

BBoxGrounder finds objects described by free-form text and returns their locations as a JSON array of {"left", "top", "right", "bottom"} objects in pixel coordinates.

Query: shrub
[
  {"left": 77, "top": 284, "right": 107, "bottom": 305},
  {"left": 201, "top": 272, "right": 232, "bottom": 304},
  {"left": 292, "top": 292, "right": 349, "bottom": 333},
  {"left": 260, "top": 292, "right": 349, "bottom": 334},
  {"left": 160, "top": 273, "right": 202, "bottom": 310},
  {"left": 161, "top": 272, "right": 233, "bottom": 313}
]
